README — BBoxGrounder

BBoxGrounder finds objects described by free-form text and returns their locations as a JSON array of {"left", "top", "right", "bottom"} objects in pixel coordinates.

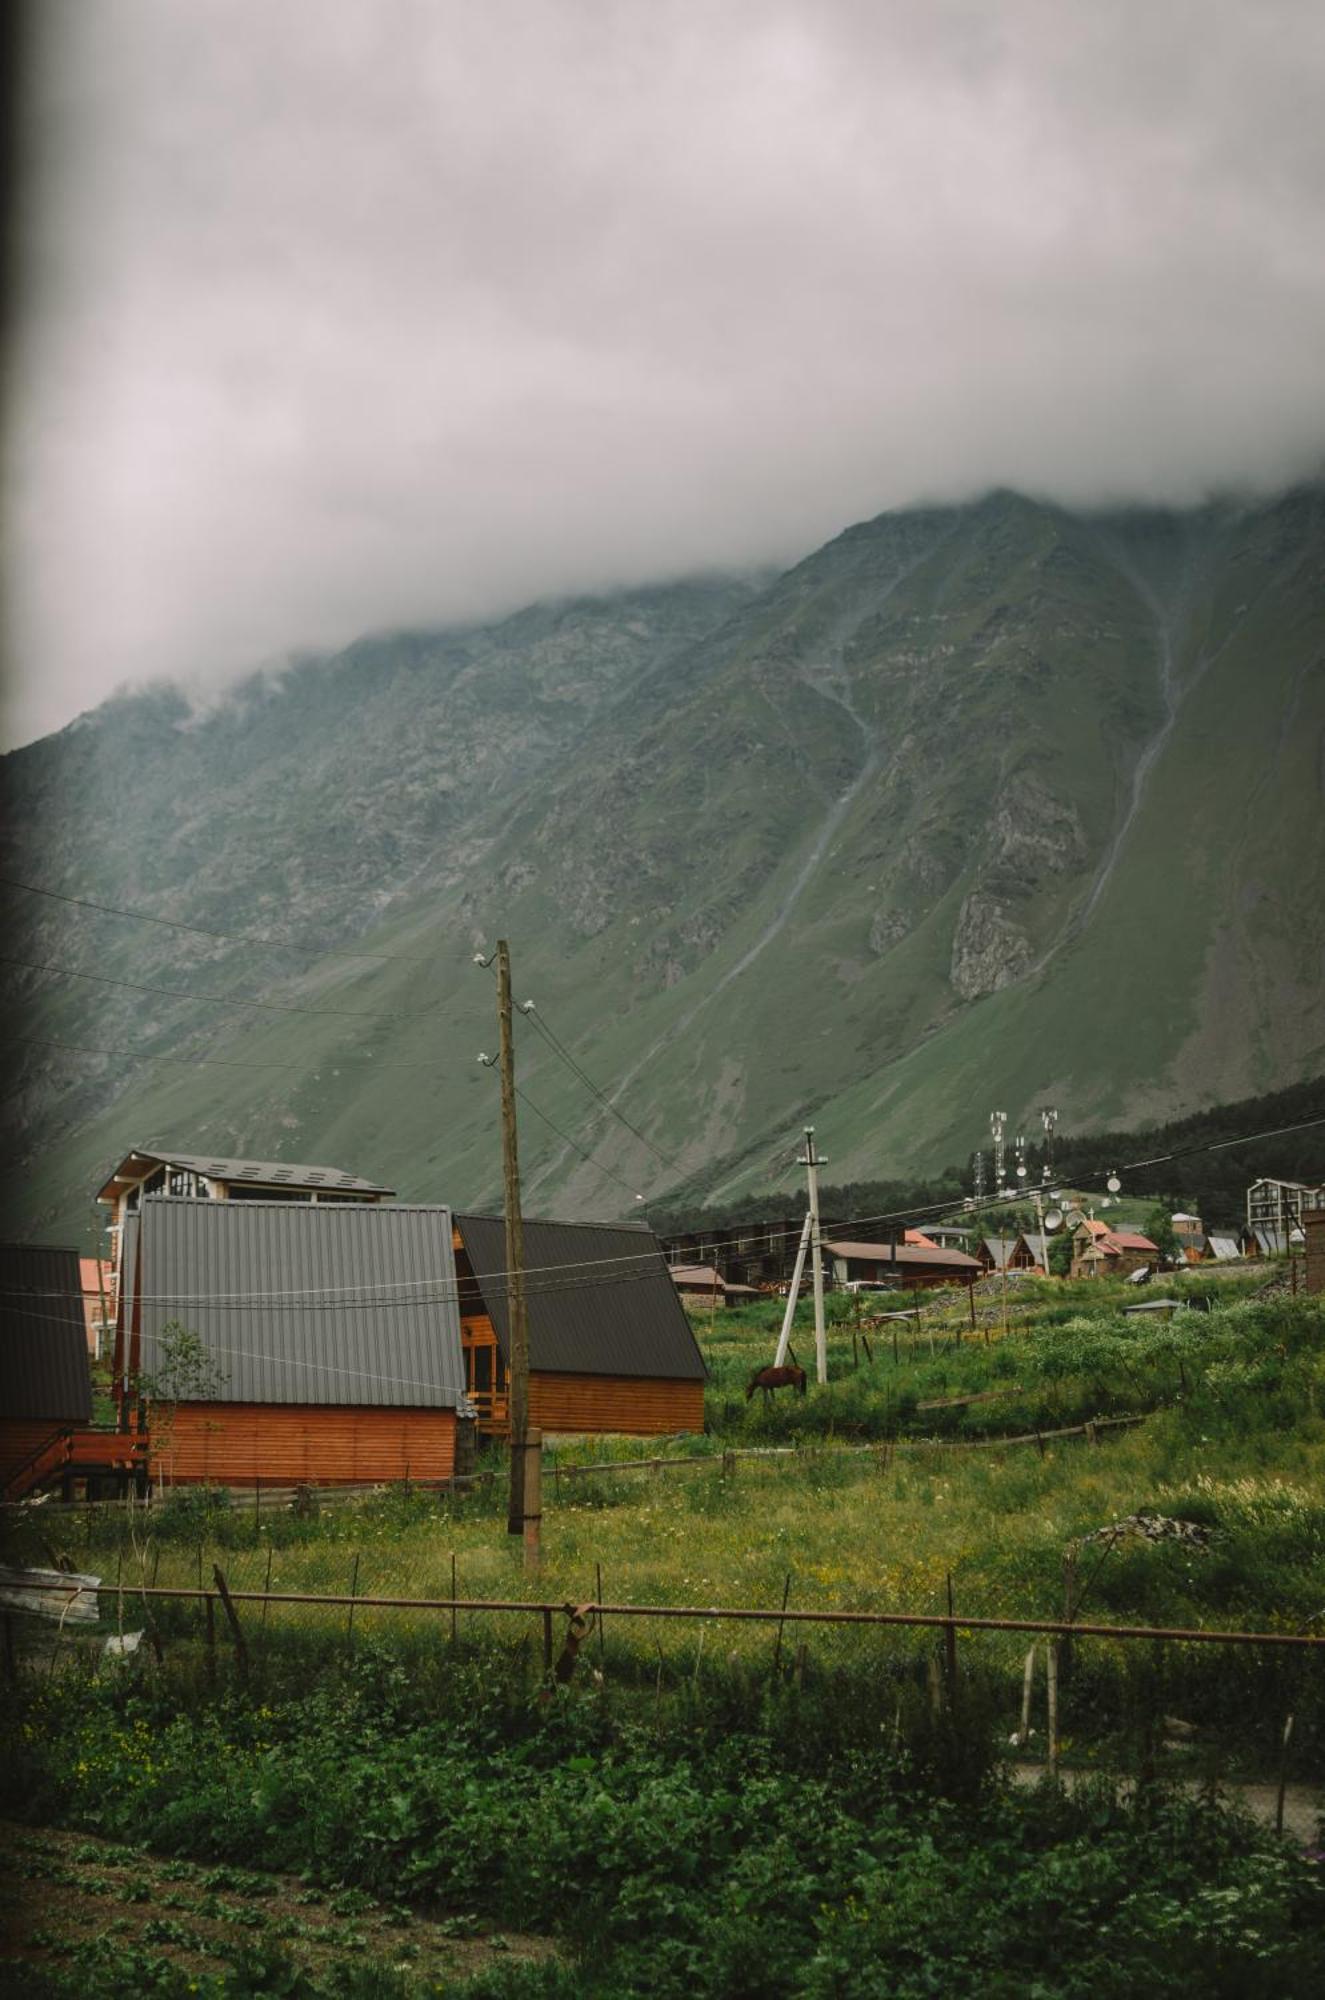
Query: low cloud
[{"left": 5, "top": 0, "right": 1325, "bottom": 742}]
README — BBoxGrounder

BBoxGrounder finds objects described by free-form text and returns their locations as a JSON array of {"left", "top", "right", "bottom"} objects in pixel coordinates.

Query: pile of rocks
[{"left": 1086, "top": 1511, "right": 1212, "bottom": 1548}]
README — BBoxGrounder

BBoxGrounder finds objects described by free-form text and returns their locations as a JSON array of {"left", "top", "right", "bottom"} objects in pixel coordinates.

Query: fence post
[
  {"left": 773, "top": 1573, "right": 792, "bottom": 1679},
  {"left": 524, "top": 1430, "right": 543, "bottom": 1573},
  {"left": 347, "top": 1553, "right": 360, "bottom": 1647},
  {"left": 204, "top": 1593, "right": 216, "bottom": 1685},
  {"left": 213, "top": 1565, "right": 248, "bottom": 1678},
  {"left": 596, "top": 1561, "right": 605, "bottom": 1661},
  {"left": 944, "top": 1572, "right": 959, "bottom": 1704},
  {"left": 451, "top": 1553, "right": 458, "bottom": 1644},
  {"left": 542, "top": 1606, "right": 554, "bottom": 1674},
  {"left": 1046, "top": 1642, "right": 1059, "bottom": 1778}
]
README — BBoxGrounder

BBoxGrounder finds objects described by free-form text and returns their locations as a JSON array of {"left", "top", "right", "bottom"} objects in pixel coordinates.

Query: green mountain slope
[{"left": 3, "top": 489, "right": 1322, "bottom": 1244}]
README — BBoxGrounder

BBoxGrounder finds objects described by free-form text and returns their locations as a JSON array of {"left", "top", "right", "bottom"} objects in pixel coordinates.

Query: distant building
[
  {"left": 96, "top": 1146, "right": 395, "bottom": 1310},
  {"left": 1070, "top": 1220, "right": 1160, "bottom": 1279},
  {"left": 79, "top": 1257, "right": 115, "bottom": 1358},
  {"left": 822, "top": 1238, "right": 981, "bottom": 1291},
  {"left": 1246, "top": 1177, "right": 1325, "bottom": 1238}
]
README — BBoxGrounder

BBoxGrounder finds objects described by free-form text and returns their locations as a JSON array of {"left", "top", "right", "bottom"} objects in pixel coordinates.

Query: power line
[
  {"left": 14, "top": 1031, "right": 444, "bottom": 1077},
  {"left": 0, "top": 871, "right": 434, "bottom": 965},
  {"left": 518, "top": 1004, "right": 687, "bottom": 1176},
  {"left": 0, "top": 951, "right": 389, "bottom": 1022},
  {"left": 512, "top": 1081, "right": 646, "bottom": 1205}
]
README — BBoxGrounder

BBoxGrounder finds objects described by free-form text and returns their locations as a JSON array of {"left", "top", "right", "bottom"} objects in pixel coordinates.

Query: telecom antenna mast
[
  {"left": 972, "top": 1150, "right": 987, "bottom": 1202},
  {"left": 1040, "top": 1107, "right": 1058, "bottom": 1184},
  {"left": 990, "top": 1111, "right": 1007, "bottom": 1195}
]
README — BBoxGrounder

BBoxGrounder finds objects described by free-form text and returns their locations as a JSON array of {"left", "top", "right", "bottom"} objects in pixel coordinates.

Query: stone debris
[{"left": 1086, "top": 1512, "right": 1212, "bottom": 1548}]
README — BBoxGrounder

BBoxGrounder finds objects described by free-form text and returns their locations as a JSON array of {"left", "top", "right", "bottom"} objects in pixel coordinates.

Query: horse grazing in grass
[{"left": 746, "top": 1364, "right": 807, "bottom": 1401}]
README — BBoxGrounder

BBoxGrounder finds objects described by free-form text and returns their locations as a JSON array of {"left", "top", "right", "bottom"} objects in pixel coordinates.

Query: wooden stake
[
  {"left": 1017, "top": 1644, "right": 1036, "bottom": 1745},
  {"left": 347, "top": 1552, "right": 360, "bottom": 1645},
  {"left": 451, "top": 1553, "right": 458, "bottom": 1643},
  {"left": 944, "top": 1572, "right": 958, "bottom": 1700},
  {"left": 596, "top": 1560, "right": 605, "bottom": 1661},
  {"left": 773, "top": 1573, "right": 791, "bottom": 1678},
  {"left": 542, "top": 1606, "right": 554, "bottom": 1673},
  {"left": 1046, "top": 1642, "right": 1059, "bottom": 1777},
  {"left": 1275, "top": 1713, "right": 1295, "bottom": 1835},
  {"left": 212, "top": 1565, "right": 248, "bottom": 1677},
  {"left": 523, "top": 1429, "right": 543, "bottom": 1572},
  {"left": 261, "top": 1543, "right": 273, "bottom": 1638},
  {"left": 205, "top": 1593, "right": 216, "bottom": 1684}
]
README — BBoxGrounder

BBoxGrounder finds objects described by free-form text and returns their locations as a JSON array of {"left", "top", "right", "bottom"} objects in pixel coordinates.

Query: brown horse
[{"left": 746, "top": 1364, "right": 807, "bottom": 1401}]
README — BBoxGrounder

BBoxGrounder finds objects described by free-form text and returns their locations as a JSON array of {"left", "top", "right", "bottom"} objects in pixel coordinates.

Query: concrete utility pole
[
  {"left": 772, "top": 1128, "right": 829, "bottom": 1381},
  {"left": 495, "top": 939, "right": 532, "bottom": 1538},
  {"left": 804, "top": 1128, "right": 828, "bottom": 1385}
]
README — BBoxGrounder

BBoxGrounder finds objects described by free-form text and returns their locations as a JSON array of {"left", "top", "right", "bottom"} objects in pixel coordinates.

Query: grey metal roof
[
  {"left": 1207, "top": 1234, "right": 1242, "bottom": 1261},
  {"left": 97, "top": 1148, "right": 394, "bottom": 1201},
  {"left": 0, "top": 1243, "right": 93, "bottom": 1421},
  {"left": 133, "top": 1198, "right": 464, "bottom": 1408},
  {"left": 455, "top": 1214, "right": 707, "bottom": 1381},
  {"left": 824, "top": 1239, "right": 981, "bottom": 1270}
]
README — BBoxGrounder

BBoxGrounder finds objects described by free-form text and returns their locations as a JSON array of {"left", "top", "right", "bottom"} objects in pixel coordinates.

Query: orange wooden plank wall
[
  {"left": 1, "top": 1421, "right": 63, "bottom": 1483},
  {"left": 528, "top": 1373, "right": 703, "bottom": 1436},
  {"left": 154, "top": 1403, "right": 456, "bottom": 1485}
]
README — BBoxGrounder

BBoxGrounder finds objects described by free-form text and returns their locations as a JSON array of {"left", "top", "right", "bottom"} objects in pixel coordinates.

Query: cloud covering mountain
[{"left": 5, "top": 0, "right": 1325, "bottom": 744}]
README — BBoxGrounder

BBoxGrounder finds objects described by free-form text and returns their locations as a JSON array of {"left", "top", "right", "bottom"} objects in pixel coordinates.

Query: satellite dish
[
  {"left": 1106, "top": 1173, "right": 1121, "bottom": 1194},
  {"left": 1044, "top": 1209, "right": 1063, "bottom": 1232},
  {"left": 1016, "top": 1165, "right": 1027, "bottom": 1179}
]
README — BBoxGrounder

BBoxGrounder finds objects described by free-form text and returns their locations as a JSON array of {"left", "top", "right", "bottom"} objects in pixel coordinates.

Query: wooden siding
[
  {"left": 1, "top": 1421, "right": 65, "bottom": 1486},
  {"left": 460, "top": 1310, "right": 509, "bottom": 1429},
  {"left": 528, "top": 1372, "right": 703, "bottom": 1436},
  {"left": 154, "top": 1403, "right": 456, "bottom": 1485}
]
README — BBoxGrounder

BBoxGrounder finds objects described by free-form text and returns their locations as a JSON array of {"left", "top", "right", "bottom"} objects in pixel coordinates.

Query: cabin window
[
  {"left": 471, "top": 1346, "right": 492, "bottom": 1394},
  {"left": 166, "top": 1167, "right": 198, "bottom": 1197}
]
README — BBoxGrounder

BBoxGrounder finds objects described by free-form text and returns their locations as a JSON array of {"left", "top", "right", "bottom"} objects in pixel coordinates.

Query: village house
[
  {"left": 822, "top": 1237, "right": 981, "bottom": 1291},
  {"left": 1, "top": 1243, "right": 148, "bottom": 1500},
  {"left": 116, "top": 1197, "right": 469, "bottom": 1488},
  {"left": 668, "top": 1264, "right": 761, "bottom": 1307},
  {"left": 96, "top": 1146, "right": 394, "bottom": 1307},
  {"left": 453, "top": 1213, "right": 707, "bottom": 1436},
  {"left": 1069, "top": 1219, "right": 1160, "bottom": 1278},
  {"left": 79, "top": 1256, "right": 114, "bottom": 1358},
  {"left": 1245, "top": 1177, "right": 1325, "bottom": 1239}
]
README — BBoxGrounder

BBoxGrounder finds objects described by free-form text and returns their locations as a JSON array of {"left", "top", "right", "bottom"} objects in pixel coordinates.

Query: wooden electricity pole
[{"left": 496, "top": 939, "right": 531, "bottom": 1537}]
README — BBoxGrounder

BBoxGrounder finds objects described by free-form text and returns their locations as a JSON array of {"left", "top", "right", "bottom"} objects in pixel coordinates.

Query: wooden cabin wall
[
  {"left": 528, "top": 1372, "right": 704, "bottom": 1436},
  {"left": 0, "top": 1421, "right": 65, "bottom": 1485},
  {"left": 153, "top": 1403, "right": 457, "bottom": 1485}
]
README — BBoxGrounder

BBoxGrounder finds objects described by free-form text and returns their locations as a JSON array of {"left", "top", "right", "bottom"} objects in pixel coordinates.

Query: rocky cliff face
[{"left": 3, "top": 485, "right": 1322, "bottom": 1240}]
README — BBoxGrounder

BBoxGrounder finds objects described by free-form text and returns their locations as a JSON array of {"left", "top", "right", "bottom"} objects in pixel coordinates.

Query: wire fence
[{"left": 7, "top": 1563, "right": 1325, "bottom": 1816}]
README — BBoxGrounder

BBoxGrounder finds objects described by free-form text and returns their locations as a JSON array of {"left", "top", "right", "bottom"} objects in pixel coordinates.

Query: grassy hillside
[{"left": 2, "top": 487, "right": 1322, "bottom": 1244}]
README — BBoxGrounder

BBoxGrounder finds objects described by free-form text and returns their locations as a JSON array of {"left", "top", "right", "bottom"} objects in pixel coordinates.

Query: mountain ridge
[{"left": 3, "top": 485, "right": 1322, "bottom": 1244}]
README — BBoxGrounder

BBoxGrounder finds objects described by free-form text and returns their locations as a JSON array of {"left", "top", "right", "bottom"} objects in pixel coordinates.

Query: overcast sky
[{"left": 4, "top": 0, "right": 1324, "bottom": 745}]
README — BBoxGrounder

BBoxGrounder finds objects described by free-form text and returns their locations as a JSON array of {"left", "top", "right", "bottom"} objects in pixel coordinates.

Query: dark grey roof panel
[
  {"left": 456, "top": 1214, "right": 706, "bottom": 1382},
  {"left": 0, "top": 1243, "right": 93, "bottom": 1421},
  {"left": 99, "top": 1149, "right": 394, "bottom": 1197},
  {"left": 136, "top": 1199, "right": 464, "bottom": 1408}
]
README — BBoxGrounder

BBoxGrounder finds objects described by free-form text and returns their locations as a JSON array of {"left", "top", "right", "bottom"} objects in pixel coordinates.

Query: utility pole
[
  {"left": 772, "top": 1127, "right": 829, "bottom": 1382},
  {"left": 495, "top": 940, "right": 531, "bottom": 1538},
  {"left": 804, "top": 1129, "right": 828, "bottom": 1385}
]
